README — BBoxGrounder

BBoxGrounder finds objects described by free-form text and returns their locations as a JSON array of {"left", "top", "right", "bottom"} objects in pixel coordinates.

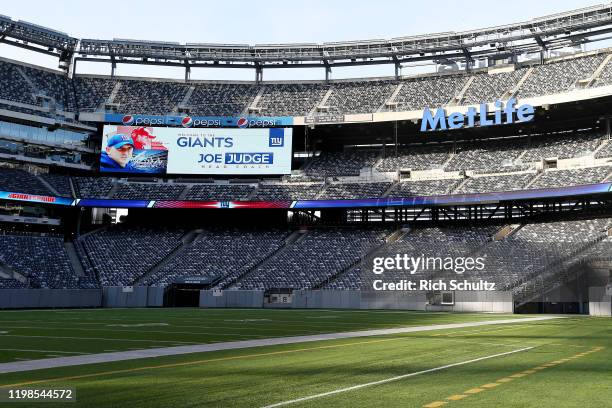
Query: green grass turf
[
  {"left": 0, "top": 309, "right": 527, "bottom": 363},
  {"left": 0, "top": 310, "right": 609, "bottom": 408}
]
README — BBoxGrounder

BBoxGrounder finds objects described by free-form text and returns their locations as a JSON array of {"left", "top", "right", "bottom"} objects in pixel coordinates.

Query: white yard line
[{"left": 261, "top": 347, "right": 535, "bottom": 408}]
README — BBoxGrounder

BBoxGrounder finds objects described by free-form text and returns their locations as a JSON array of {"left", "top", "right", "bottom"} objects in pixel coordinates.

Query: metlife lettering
[{"left": 420, "top": 98, "right": 534, "bottom": 131}]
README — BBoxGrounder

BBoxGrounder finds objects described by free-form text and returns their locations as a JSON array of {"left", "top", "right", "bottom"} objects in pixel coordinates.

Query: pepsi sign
[
  {"left": 105, "top": 114, "right": 293, "bottom": 128},
  {"left": 237, "top": 117, "right": 249, "bottom": 128},
  {"left": 180, "top": 116, "right": 222, "bottom": 127},
  {"left": 121, "top": 115, "right": 165, "bottom": 126},
  {"left": 181, "top": 116, "right": 193, "bottom": 127}
]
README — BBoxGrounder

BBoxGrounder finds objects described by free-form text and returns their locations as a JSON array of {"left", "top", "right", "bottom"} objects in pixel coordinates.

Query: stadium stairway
[
  {"left": 311, "top": 87, "right": 334, "bottom": 116},
  {"left": 493, "top": 224, "right": 523, "bottom": 241},
  {"left": 381, "top": 180, "right": 401, "bottom": 197},
  {"left": 14, "top": 66, "right": 39, "bottom": 101},
  {"left": 591, "top": 137, "right": 610, "bottom": 157},
  {"left": 440, "top": 151, "right": 456, "bottom": 169},
  {"left": 245, "top": 87, "right": 265, "bottom": 115},
  {"left": 106, "top": 181, "right": 121, "bottom": 199},
  {"left": 245, "top": 185, "right": 260, "bottom": 200},
  {"left": 451, "top": 176, "right": 470, "bottom": 194},
  {"left": 515, "top": 260, "right": 591, "bottom": 309},
  {"left": 36, "top": 175, "right": 59, "bottom": 196},
  {"left": 64, "top": 242, "right": 85, "bottom": 277},
  {"left": 72, "top": 227, "right": 110, "bottom": 286},
  {"left": 133, "top": 229, "right": 202, "bottom": 286},
  {"left": 371, "top": 155, "right": 385, "bottom": 172},
  {"left": 68, "top": 177, "right": 77, "bottom": 198},
  {"left": 503, "top": 67, "right": 534, "bottom": 99},
  {"left": 0, "top": 260, "right": 28, "bottom": 285},
  {"left": 219, "top": 229, "right": 306, "bottom": 289},
  {"left": 106, "top": 82, "right": 122, "bottom": 105},
  {"left": 379, "top": 83, "right": 403, "bottom": 112},
  {"left": 523, "top": 171, "right": 544, "bottom": 189},
  {"left": 298, "top": 157, "right": 317, "bottom": 174},
  {"left": 511, "top": 149, "right": 531, "bottom": 170},
  {"left": 582, "top": 53, "right": 612, "bottom": 87},
  {"left": 450, "top": 76, "right": 475, "bottom": 105},
  {"left": 316, "top": 227, "right": 410, "bottom": 290},
  {"left": 314, "top": 185, "right": 327, "bottom": 199},
  {"left": 177, "top": 184, "right": 192, "bottom": 200},
  {"left": 513, "top": 226, "right": 612, "bottom": 307},
  {"left": 177, "top": 85, "right": 196, "bottom": 111}
]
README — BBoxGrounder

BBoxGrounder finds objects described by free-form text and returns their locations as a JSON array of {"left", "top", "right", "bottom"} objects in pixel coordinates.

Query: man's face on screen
[{"left": 107, "top": 145, "right": 133, "bottom": 167}]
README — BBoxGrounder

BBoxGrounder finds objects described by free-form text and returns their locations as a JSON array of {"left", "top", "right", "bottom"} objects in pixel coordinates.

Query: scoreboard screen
[{"left": 100, "top": 125, "right": 292, "bottom": 175}]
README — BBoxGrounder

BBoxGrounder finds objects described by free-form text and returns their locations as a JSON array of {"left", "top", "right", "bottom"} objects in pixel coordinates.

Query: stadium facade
[{"left": 0, "top": 5, "right": 611, "bottom": 316}]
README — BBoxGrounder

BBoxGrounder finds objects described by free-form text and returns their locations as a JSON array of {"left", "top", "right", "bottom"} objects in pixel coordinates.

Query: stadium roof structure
[
  {"left": 0, "top": 14, "right": 76, "bottom": 66},
  {"left": 3, "top": 4, "right": 612, "bottom": 79}
]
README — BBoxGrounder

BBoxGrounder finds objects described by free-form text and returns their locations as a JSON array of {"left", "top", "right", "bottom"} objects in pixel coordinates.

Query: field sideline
[{"left": 0, "top": 309, "right": 609, "bottom": 407}]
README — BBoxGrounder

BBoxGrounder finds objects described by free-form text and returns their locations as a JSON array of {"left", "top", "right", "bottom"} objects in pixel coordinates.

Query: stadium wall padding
[
  {"left": 0, "top": 289, "right": 101, "bottom": 309},
  {"left": 147, "top": 286, "right": 165, "bottom": 307},
  {"left": 588, "top": 287, "right": 612, "bottom": 316},
  {"left": 291, "top": 290, "right": 361, "bottom": 309},
  {"left": 199, "top": 290, "right": 513, "bottom": 312},
  {"left": 102, "top": 286, "right": 164, "bottom": 308},
  {"left": 360, "top": 291, "right": 428, "bottom": 310},
  {"left": 427, "top": 291, "right": 514, "bottom": 313},
  {"left": 200, "top": 290, "right": 264, "bottom": 308}
]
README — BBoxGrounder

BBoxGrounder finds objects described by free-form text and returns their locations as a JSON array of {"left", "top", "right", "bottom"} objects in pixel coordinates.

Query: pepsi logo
[
  {"left": 122, "top": 115, "right": 134, "bottom": 125},
  {"left": 237, "top": 117, "right": 249, "bottom": 128},
  {"left": 181, "top": 116, "right": 194, "bottom": 127}
]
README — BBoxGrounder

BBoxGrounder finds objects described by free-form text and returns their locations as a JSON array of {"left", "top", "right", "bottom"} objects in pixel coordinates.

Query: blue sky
[{"left": 0, "top": 0, "right": 605, "bottom": 80}]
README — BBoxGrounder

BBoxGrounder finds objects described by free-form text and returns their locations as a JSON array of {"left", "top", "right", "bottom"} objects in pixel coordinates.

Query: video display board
[{"left": 100, "top": 125, "right": 292, "bottom": 175}]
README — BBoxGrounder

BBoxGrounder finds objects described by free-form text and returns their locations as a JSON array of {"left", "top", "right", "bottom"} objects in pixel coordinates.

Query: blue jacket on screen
[{"left": 100, "top": 152, "right": 133, "bottom": 171}]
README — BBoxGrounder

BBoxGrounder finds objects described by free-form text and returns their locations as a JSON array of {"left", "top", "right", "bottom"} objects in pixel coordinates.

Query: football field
[{"left": 0, "top": 309, "right": 609, "bottom": 407}]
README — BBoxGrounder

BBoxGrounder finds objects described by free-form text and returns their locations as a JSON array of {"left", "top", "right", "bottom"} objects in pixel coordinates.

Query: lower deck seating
[
  {"left": 145, "top": 228, "right": 290, "bottom": 286},
  {"left": 235, "top": 228, "right": 388, "bottom": 290},
  {"left": 0, "top": 232, "right": 80, "bottom": 289},
  {"left": 326, "top": 219, "right": 612, "bottom": 293},
  {"left": 78, "top": 226, "right": 185, "bottom": 286}
]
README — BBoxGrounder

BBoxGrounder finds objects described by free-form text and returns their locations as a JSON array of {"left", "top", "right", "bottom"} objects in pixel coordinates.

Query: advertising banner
[
  {"left": 100, "top": 125, "right": 292, "bottom": 175},
  {"left": 103, "top": 114, "right": 293, "bottom": 128}
]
